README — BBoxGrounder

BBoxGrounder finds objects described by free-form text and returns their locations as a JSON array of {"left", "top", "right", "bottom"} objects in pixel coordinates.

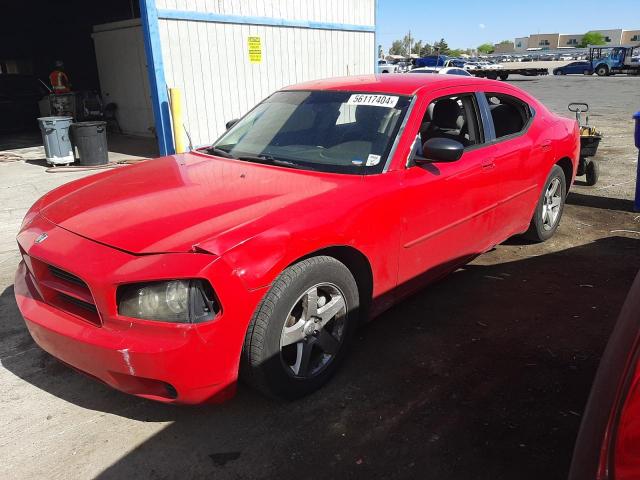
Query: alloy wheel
[
  {"left": 541, "top": 177, "right": 562, "bottom": 231},
  {"left": 280, "top": 283, "right": 347, "bottom": 379}
]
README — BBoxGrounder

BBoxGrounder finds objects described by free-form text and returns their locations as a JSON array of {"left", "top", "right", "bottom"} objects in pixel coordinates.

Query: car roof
[{"left": 281, "top": 74, "right": 495, "bottom": 96}]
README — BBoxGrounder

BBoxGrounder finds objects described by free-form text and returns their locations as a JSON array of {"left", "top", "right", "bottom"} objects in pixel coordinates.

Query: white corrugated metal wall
[{"left": 153, "top": 0, "right": 376, "bottom": 148}]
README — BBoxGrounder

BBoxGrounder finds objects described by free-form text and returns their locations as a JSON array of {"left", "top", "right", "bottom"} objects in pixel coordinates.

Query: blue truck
[{"left": 590, "top": 44, "right": 640, "bottom": 76}]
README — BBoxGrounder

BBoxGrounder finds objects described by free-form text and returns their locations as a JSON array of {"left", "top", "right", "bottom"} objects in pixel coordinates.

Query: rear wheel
[
  {"left": 242, "top": 256, "right": 359, "bottom": 399},
  {"left": 524, "top": 165, "right": 567, "bottom": 242},
  {"left": 499, "top": 73, "right": 509, "bottom": 81}
]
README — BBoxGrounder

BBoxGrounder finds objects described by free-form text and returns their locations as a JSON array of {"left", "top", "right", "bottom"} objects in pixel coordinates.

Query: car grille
[
  {"left": 48, "top": 265, "right": 86, "bottom": 286},
  {"left": 21, "top": 252, "right": 102, "bottom": 327}
]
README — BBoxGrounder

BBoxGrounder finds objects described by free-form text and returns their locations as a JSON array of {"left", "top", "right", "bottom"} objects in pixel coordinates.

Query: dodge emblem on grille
[{"left": 34, "top": 233, "right": 48, "bottom": 244}]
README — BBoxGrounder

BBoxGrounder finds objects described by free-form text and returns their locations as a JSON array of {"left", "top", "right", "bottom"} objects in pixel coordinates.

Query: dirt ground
[{"left": 1, "top": 75, "right": 639, "bottom": 480}]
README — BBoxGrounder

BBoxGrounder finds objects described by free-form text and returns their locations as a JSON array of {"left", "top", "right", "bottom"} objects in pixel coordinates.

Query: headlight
[{"left": 117, "top": 279, "right": 220, "bottom": 323}]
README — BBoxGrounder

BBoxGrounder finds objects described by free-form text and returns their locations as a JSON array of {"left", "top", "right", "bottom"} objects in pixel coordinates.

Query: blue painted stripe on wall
[
  {"left": 156, "top": 9, "right": 375, "bottom": 33},
  {"left": 140, "top": 0, "right": 174, "bottom": 156}
]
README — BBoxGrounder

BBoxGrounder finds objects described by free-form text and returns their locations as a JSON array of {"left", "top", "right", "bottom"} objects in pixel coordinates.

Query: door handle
[
  {"left": 481, "top": 157, "right": 495, "bottom": 170},
  {"left": 541, "top": 139, "right": 552, "bottom": 152}
]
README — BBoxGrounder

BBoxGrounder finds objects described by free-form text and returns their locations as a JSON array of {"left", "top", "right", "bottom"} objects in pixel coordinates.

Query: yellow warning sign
[{"left": 248, "top": 36, "right": 262, "bottom": 63}]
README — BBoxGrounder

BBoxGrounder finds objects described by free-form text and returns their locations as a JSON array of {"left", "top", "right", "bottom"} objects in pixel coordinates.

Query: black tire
[
  {"left": 524, "top": 165, "right": 567, "bottom": 242},
  {"left": 499, "top": 73, "right": 509, "bottom": 81},
  {"left": 585, "top": 160, "right": 599, "bottom": 186},
  {"left": 596, "top": 65, "right": 609, "bottom": 77},
  {"left": 242, "top": 256, "right": 359, "bottom": 399}
]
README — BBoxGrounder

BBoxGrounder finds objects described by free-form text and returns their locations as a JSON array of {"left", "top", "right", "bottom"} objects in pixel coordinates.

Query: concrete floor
[
  {"left": 1, "top": 76, "right": 640, "bottom": 480},
  {"left": 0, "top": 131, "right": 158, "bottom": 163}
]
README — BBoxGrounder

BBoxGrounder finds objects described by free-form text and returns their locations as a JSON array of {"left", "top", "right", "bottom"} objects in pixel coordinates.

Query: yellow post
[{"left": 169, "top": 88, "right": 186, "bottom": 153}]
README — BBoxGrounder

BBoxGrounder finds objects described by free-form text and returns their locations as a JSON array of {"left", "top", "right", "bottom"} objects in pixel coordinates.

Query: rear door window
[{"left": 485, "top": 94, "right": 532, "bottom": 139}]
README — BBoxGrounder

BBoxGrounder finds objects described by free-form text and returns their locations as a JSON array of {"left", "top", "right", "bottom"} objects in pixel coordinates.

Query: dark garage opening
[{"left": 0, "top": 0, "right": 157, "bottom": 158}]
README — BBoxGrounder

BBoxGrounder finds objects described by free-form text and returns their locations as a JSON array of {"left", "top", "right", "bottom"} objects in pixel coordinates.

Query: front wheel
[
  {"left": 596, "top": 65, "right": 609, "bottom": 77},
  {"left": 242, "top": 256, "right": 359, "bottom": 399},
  {"left": 524, "top": 165, "right": 567, "bottom": 242}
]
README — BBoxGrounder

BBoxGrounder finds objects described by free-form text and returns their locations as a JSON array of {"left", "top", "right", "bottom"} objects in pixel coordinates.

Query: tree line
[{"left": 385, "top": 34, "right": 473, "bottom": 58}]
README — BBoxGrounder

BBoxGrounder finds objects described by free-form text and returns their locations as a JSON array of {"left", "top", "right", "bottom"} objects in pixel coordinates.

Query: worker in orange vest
[{"left": 49, "top": 60, "right": 71, "bottom": 94}]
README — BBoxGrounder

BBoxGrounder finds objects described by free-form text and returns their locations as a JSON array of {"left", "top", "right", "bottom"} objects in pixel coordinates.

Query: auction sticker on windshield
[{"left": 347, "top": 94, "right": 399, "bottom": 108}]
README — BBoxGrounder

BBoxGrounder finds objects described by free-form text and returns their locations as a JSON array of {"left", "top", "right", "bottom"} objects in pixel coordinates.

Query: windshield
[{"left": 209, "top": 90, "right": 412, "bottom": 174}]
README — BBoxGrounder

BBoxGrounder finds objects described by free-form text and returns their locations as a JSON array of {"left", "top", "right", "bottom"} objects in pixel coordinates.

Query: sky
[{"left": 377, "top": 0, "right": 639, "bottom": 51}]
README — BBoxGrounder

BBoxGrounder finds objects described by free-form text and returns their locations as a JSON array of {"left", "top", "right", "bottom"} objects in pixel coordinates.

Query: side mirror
[
  {"left": 415, "top": 138, "right": 464, "bottom": 164},
  {"left": 225, "top": 118, "right": 239, "bottom": 130}
]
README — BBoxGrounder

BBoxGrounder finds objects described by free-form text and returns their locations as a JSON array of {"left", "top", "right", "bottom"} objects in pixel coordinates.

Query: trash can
[
  {"left": 71, "top": 121, "right": 108, "bottom": 166},
  {"left": 37, "top": 116, "right": 74, "bottom": 165}
]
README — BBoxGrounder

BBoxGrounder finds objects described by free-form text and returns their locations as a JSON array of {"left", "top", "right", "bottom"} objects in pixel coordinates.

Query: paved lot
[{"left": 1, "top": 76, "right": 640, "bottom": 480}]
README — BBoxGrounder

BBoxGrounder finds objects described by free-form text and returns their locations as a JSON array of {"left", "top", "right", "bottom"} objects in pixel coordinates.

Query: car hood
[{"left": 40, "top": 153, "right": 361, "bottom": 255}]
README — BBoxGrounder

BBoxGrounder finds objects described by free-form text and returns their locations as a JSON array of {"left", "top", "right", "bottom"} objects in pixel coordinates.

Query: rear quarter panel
[{"left": 569, "top": 271, "right": 640, "bottom": 480}]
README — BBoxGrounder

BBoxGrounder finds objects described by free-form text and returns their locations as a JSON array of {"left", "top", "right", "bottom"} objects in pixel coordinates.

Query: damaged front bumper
[{"left": 14, "top": 214, "right": 267, "bottom": 404}]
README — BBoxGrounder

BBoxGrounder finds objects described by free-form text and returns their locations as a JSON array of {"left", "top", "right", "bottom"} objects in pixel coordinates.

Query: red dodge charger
[{"left": 15, "top": 75, "right": 579, "bottom": 403}]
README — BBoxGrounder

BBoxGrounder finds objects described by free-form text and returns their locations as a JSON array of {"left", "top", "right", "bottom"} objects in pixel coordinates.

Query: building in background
[
  {"left": 527, "top": 33, "right": 560, "bottom": 50},
  {"left": 592, "top": 29, "right": 623, "bottom": 46},
  {"left": 514, "top": 37, "right": 528, "bottom": 53},
  {"left": 558, "top": 34, "right": 583, "bottom": 48},
  {"left": 505, "top": 27, "right": 639, "bottom": 55},
  {"left": 622, "top": 30, "right": 640, "bottom": 45},
  {"left": 493, "top": 41, "right": 514, "bottom": 54}
]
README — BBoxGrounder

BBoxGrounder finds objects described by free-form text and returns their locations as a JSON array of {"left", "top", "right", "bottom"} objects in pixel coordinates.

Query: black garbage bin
[{"left": 71, "top": 121, "right": 108, "bottom": 166}]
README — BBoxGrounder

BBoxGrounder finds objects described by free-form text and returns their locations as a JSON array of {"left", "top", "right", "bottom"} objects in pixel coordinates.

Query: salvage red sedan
[{"left": 15, "top": 75, "right": 579, "bottom": 403}]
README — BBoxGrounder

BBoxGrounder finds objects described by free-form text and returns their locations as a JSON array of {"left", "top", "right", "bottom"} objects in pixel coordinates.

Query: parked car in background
[
  {"left": 559, "top": 54, "right": 574, "bottom": 61},
  {"left": 444, "top": 58, "right": 466, "bottom": 68},
  {"left": 553, "top": 61, "right": 593, "bottom": 75},
  {"left": 410, "top": 67, "right": 472, "bottom": 76},
  {"left": 477, "top": 61, "right": 504, "bottom": 70},
  {"left": 569, "top": 271, "right": 640, "bottom": 480},
  {"left": 0, "top": 74, "right": 48, "bottom": 133},
  {"left": 462, "top": 62, "right": 482, "bottom": 70},
  {"left": 15, "top": 75, "right": 579, "bottom": 404},
  {"left": 396, "top": 61, "right": 410, "bottom": 73},
  {"left": 377, "top": 60, "right": 400, "bottom": 74}
]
